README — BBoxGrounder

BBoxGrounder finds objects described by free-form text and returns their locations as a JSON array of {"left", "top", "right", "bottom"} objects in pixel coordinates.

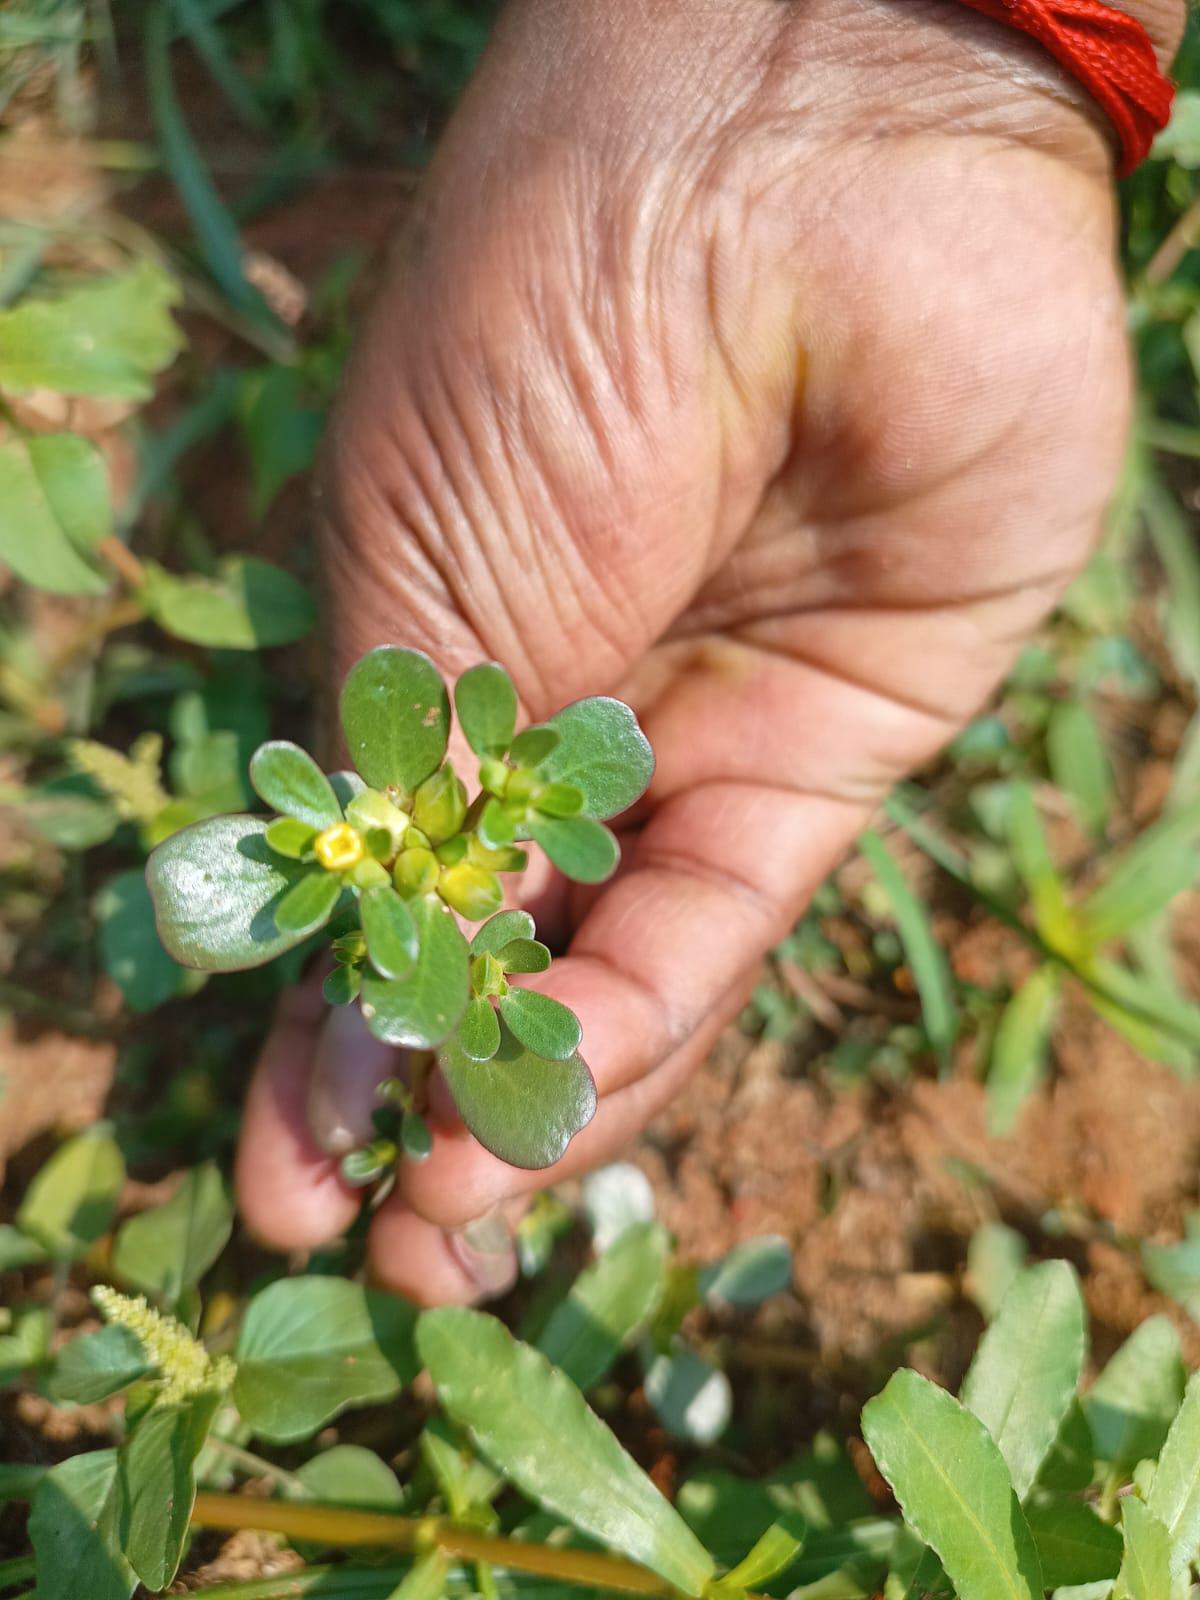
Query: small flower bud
[
  {"left": 346, "top": 789, "right": 409, "bottom": 857},
  {"left": 412, "top": 762, "right": 468, "bottom": 845},
  {"left": 313, "top": 821, "right": 365, "bottom": 873},
  {"left": 479, "top": 757, "right": 510, "bottom": 796},
  {"left": 393, "top": 846, "right": 440, "bottom": 898},
  {"left": 439, "top": 862, "right": 503, "bottom": 920}
]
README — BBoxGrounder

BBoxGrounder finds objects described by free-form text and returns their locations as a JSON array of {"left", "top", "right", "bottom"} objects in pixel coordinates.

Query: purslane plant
[{"left": 146, "top": 646, "right": 654, "bottom": 1172}]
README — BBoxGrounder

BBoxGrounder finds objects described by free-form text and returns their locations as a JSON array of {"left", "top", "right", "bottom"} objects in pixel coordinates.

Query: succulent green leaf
[
  {"left": 1084, "top": 1315, "right": 1185, "bottom": 1468},
  {"left": 960, "top": 1261, "right": 1086, "bottom": 1499},
  {"left": 360, "top": 894, "right": 469, "bottom": 1048},
  {"left": 529, "top": 815, "right": 620, "bottom": 884},
  {"left": 536, "top": 782, "right": 584, "bottom": 818},
  {"left": 330, "top": 770, "right": 368, "bottom": 808},
  {"left": 265, "top": 816, "right": 318, "bottom": 858},
  {"left": 234, "top": 1277, "right": 418, "bottom": 1442},
  {"left": 0, "top": 433, "right": 109, "bottom": 595},
  {"left": 1023, "top": 1497, "right": 1122, "bottom": 1589},
  {"left": 861, "top": 1368, "right": 1043, "bottom": 1600},
  {"left": 28, "top": 1450, "right": 135, "bottom": 1600},
  {"left": 273, "top": 867, "right": 343, "bottom": 937},
  {"left": 478, "top": 796, "right": 517, "bottom": 849},
  {"left": 46, "top": 1324, "right": 152, "bottom": 1405},
  {"left": 1116, "top": 1499, "right": 1172, "bottom": 1600},
  {"left": 498, "top": 988, "right": 582, "bottom": 1061},
  {"left": 339, "top": 646, "right": 450, "bottom": 791},
  {"left": 94, "top": 868, "right": 199, "bottom": 1013},
  {"left": 1146, "top": 1369, "right": 1200, "bottom": 1579},
  {"left": 418, "top": 1308, "right": 715, "bottom": 1595},
  {"left": 471, "top": 909, "right": 536, "bottom": 956},
  {"left": 537, "top": 1221, "right": 671, "bottom": 1390},
  {"left": 539, "top": 697, "right": 654, "bottom": 820},
  {"left": 140, "top": 555, "right": 316, "bottom": 649},
  {"left": 439, "top": 1018, "right": 596, "bottom": 1169},
  {"left": 402, "top": 1112, "right": 434, "bottom": 1163},
  {"left": 413, "top": 763, "right": 468, "bottom": 845},
  {"left": 455, "top": 661, "right": 518, "bottom": 758},
  {"left": 644, "top": 1347, "right": 732, "bottom": 1446},
  {"left": 121, "top": 1391, "right": 219, "bottom": 1590},
  {"left": 361, "top": 885, "right": 419, "bottom": 982},
  {"left": 324, "top": 964, "right": 362, "bottom": 1006},
  {"left": 18, "top": 1130, "right": 124, "bottom": 1261},
  {"left": 250, "top": 741, "right": 342, "bottom": 830},
  {"left": 499, "top": 937, "right": 552, "bottom": 974},
  {"left": 458, "top": 995, "right": 501, "bottom": 1061},
  {"left": 438, "top": 862, "right": 503, "bottom": 920},
  {"left": 510, "top": 724, "right": 559, "bottom": 765},
  {"left": 112, "top": 1163, "right": 233, "bottom": 1303}
]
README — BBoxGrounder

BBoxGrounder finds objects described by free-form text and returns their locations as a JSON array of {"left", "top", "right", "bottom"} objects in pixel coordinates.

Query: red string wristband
[{"left": 948, "top": 0, "right": 1175, "bottom": 176}]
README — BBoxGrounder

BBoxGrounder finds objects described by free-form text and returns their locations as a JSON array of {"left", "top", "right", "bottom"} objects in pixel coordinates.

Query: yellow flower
[{"left": 313, "top": 822, "right": 365, "bottom": 873}]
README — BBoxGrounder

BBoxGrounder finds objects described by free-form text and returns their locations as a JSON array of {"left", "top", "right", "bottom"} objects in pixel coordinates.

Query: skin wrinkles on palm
[{"left": 236, "top": 0, "right": 1183, "bottom": 1302}]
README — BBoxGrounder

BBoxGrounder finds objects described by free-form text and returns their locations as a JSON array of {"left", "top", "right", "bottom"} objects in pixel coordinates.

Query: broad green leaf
[
  {"left": 987, "top": 967, "right": 1062, "bottom": 1137},
  {"left": 237, "top": 364, "right": 323, "bottom": 514},
  {"left": 274, "top": 866, "right": 342, "bottom": 936},
  {"left": 1115, "top": 1500, "right": 1172, "bottom": 1600},
  {"left": 860, "top": 832, "right": 958, "bottom": 1073},
  {"left": 1024, "top": 1497, "right": 1122, "bottom": 1588},
  {"left": 1084, "top": 1316, "right": 1184, "bottom": 1468},
  {"left": 961, "top": 1261, "right": 1086, "bottom": 1499},
  {"left": 1143, "top": 1229, "right": 1200, "bottom": 1320},
  {"left": 147, "top": 814, "right": 315, "bottom": 970},
  {"left": 17, "top": 1130, "right": 125, "bottom": 1260},
  {"left": 234, "top": 1277, "right": 418, "bottom": 1442},
  {"left": 0, "top": 260, "right": 182, "bottom": 398},
  {"left": 0, "top": 433, "right": 108, "bottom": 595},
  {"left": 471, "top": 909, "right": 535, "bottom": 956},
  {"left": 141, "top": 556, "right": 316, "bottom": 649},
  {"left": 112, "top": 1162, "right": 233, "bottom": 1302},
  {"left": 0, "top": 1225, "right": 46, "bottom": 1272},
  {"left": 361, "top": 895, "right": 469, "bottom": 1048},
  {"left": 861, "top": 1369, "right": 1043, "bottom": 1600},
  {"left": 965, "top": 1224, "right": 1029, "bottom": 1322},
  {"left": 645, "top": 1346, "right": 733, "bottom": 1446},
  {"left": 458, "top": 995, "right": 501, "bottom": 1062},
  {"left": 121, "top": 1391, "right": 219, "bottom": 1590},
  {"left": 499, "top": 938, "right": 552, "bottom": 974},
  {"left": 1081, "top": 799, "right": 1200, "bottom": 946},
  {"left": 23, "top": 788, "right": 119, "bottom": 849},
  {"left": 340, "top": 647, "right": 451, "bottom": 792},
  {"left": 539, "top": 697, "right": 654, "bottom": 819},
  {"left": 529, "top": 814, "right": 620, "bottom": 884},
  {"left": 498, "top": 988, "right": 582, "bottom": 1061},
  {"left": 0, "top": 1462, "right": 47, "bottom": 1501},
  {"left": 28, "top": 1450, "right": 135, "bottom": 1600},
  {"left": 292, "top": 1444, "right": 404, "bottom": 1512},
  {"left": 361, "top": 886, "right": 419, "bottom": 982},
  {"left": 418, "top": 1308, "right": 715, "bottom": 1595},
  {"left": 439, "top": 1020, "right": 596, "bottom": 1169},
  {"left": 1146, "top": 1370, "right": 1200, "bottom": 1578},
  {"left": 537, "top": 1222, "right": 670, "bottom": 1389},
  {"left": 95, "top": 868, "right": 198, "bottom": 1013},
  {"left": 455, "top": 662, "right": 518, "bottom": 758},
  {"left": 510, "top": 724, "right": 559, "bottom": 765},
  {"left": 1036, "top": 1399, "right": 1095, "bottom": 1494},
  {"left": 699, "top": 1236, "right": 793, "bottom": 1307},
  {"left": 47, "top": 1324, "right": 151, "bottom": 1405},
  {"left": 250, "top": 741, "right": 342, "bottom": 830},
  {"left": 1047, "top": 701, "right": 1113, "bottom": 837},
  {"left": 0, "top": 1305, "right": 51, "bottom": 1383}
]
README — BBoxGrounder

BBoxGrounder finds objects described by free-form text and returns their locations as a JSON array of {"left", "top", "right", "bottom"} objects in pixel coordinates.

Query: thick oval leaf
[
  {"left": 0, "top": 433, "right": 109, "bottom": 595},
  {"left": 498, "top": 988, "right": 582, "bottom": 1061},
  {"left": 141, "top": 556, "right": 316, "bottom": 649},
  {"left": 1117, "top": 1500, "right": 1172, "bottom": 1600},
  {"left": 1146, "top": 1369, "right": 1200, "bottom": 1578},
  {"left": 112, "top": 1163, "right": 233, "bottom": 1303},
  {"left": 471, "top": 909, "right": 535, "bottom": 956},
  {"left": 537, "top": 1222, "right": 671, "bottom": 1390},
  {"left": 47, "top": 1324, "right": 152, "bottom": 1405},
  {"left": 439, "top": 1022, "right": 596, "bottom": 1169},
  {"left": 458, "top": 995, "right": 501, "bottom": 1062},
  {"left": 645, "top": 1347, "right": 733, "bottom": 1446},
  {"left": 361, "top": 894, "right": 469, "bottom": 1048},
  {"left": 960, "top": 1261, "right": 1086, "bottom": 1499},
  {"left": 499, "top": 938, "right": 552, "bottom": 974},
  {"left": 324, "top": 964, "right": 361, "bottom": 1006},
  {"left": 510, "top": 724, "right": 560, "bottom": 765},
  {"left": 361, "top": 885, "right": 419, "bottom": 982},
  {"left": 250, "top": 741, "right": 342, "bottom": 830},
  {"left": 418, "top": 1308, "right": 715, "bottom": 1596},
  {"left": 95, "top": 868, "right": 198, "bottom": 1013},
  {"left": 274, "top": 867, "right": 343, "bottom": 937},
  {"left": 862, "top": 1369, "right": 1044, "bottom": 1600},
  {"left": 121, "top": 1392, "right": 218, "bottom": 1590},
  {"left": 147, "top": 814, "right": 315, "bottom": 971},
  {"left": 234, "top": 1277, "right": 418, "bottom": 1442},
  {"left": 1023, "top": 1497, "right": 1121, "bottom": 1588},
  {"left": 340, "top": 647, "right": 450, "bottom": 792},
  {"left": 17, "top": 1131, "right": 125, "bottom": 1261},
  {"left": 529, "top": 815, "right": 619, "bottom": 884},
  {"left": 28, "top": 1450, "right": 135, "bottom": 1600},
  {"left": 540, "top": 697, "right": 654, "bottom": 820},
  {"left": 455, "top": 662, "right": 518, "bottom": 758},
  {"left": 1084, "top": 1315, "right": 1184, "bottom": 1469},
  {"left": 265, "top": 816, "right": 318, "bottom": 858}
]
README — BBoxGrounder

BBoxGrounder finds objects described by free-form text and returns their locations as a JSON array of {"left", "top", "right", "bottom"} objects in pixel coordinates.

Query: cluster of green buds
[{"left": 147, "top": 648, "right": 654, "bottom": 1172}]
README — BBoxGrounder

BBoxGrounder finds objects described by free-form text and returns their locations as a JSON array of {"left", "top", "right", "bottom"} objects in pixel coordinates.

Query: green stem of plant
[
  {"left": 190, "top": 1494, "right": 690, "bottom": 1597},
  {"left": 204, "top": 1435, "right": 309, "bottom": 1495}
]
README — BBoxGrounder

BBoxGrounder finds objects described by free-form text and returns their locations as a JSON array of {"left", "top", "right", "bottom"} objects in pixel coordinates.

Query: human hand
[{"left": 236, "top": 0, "right": 1183, "bottom": 1301}]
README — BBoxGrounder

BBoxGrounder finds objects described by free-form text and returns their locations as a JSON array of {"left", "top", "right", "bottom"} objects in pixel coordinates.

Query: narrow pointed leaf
[
  {"left": 987, "top": 967, "right": 1061, "bottom": 1137},
  {"left": 1084, "top": 1316, "right": 1184, "bottom": 1468},
  {"left": 1047, "top": 700, "right": 1114, "bottom": 837},
  {"left": 498, "top": 988, "right": 582, "bottom": 1061},
  {"left": 862, "top": 1369, "right": 1043, "bottom": 1600},
  {"left": 361, "top": 886, "right": 419, "bottom": 982},
  {"left": 716, "top": 1518, "right": 808, "bottom": 1593},
  {"left": 455, "top": 662, "right": 517, "bottom": 757},
  {"left": 147, "top": 814, "right": 315, "bottom": 970},
  {"left": 539, "top": 697, "right": 654, "bottom": 819},
  {"left": 1146, "top": 1369, "right": 1200, "bottom": 1577},
  {"left": 529, "top": 814, "right": 619, "bottom": 884},
  {"left": 537, "top": 1221, "right": 671, "bottom": 1390},
  {"left": 439, "top": 1020, "right": 596, "bottom": 1169},
  {"left": 418, "top": 1308, "right": 715, "bottom": 1596},
  {"left": 249, "top": 741, "right": 342, "bottom": 830},
  {"left": 470, "top": 909, "right": 535, "bottom": 957},
  {"left": 339, "top": 647, "right": 450, "bottom": 792},
  {"left": 458, "top": 995, "right": 501, "bottom": 1061},
  {"left": 960, "top": 1261, "right": 1086, "bottom": 1499},
  {"left": 1116, "top": 1500, "right": 1172, "bottom": 1600},
  {"left": 1081, "top": 798, "right": 1200, "bottom": 945},
  {"left": 274, "top": 868, "right": 342, "bottom": 937},
  {"left": 360, "top": 894, "right": 469, "bottom": 1048}
]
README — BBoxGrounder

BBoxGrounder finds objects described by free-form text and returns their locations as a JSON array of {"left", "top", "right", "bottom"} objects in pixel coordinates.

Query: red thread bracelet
[{"left": 949, "top": 0, "right": 1175, "bottom": 175}]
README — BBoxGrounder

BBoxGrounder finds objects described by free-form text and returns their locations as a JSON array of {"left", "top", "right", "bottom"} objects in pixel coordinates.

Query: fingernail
[
  {"left": 449, "top": 1211, "right": 518, "bottom": 1298},
  {"left": 307, "top": 1004, "right": 397, "bottom": 1155}
]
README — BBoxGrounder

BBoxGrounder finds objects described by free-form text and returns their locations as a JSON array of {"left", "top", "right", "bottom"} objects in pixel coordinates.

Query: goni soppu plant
[{"left": 146, "top": 646, "right": 653, "bottom": 1172}]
